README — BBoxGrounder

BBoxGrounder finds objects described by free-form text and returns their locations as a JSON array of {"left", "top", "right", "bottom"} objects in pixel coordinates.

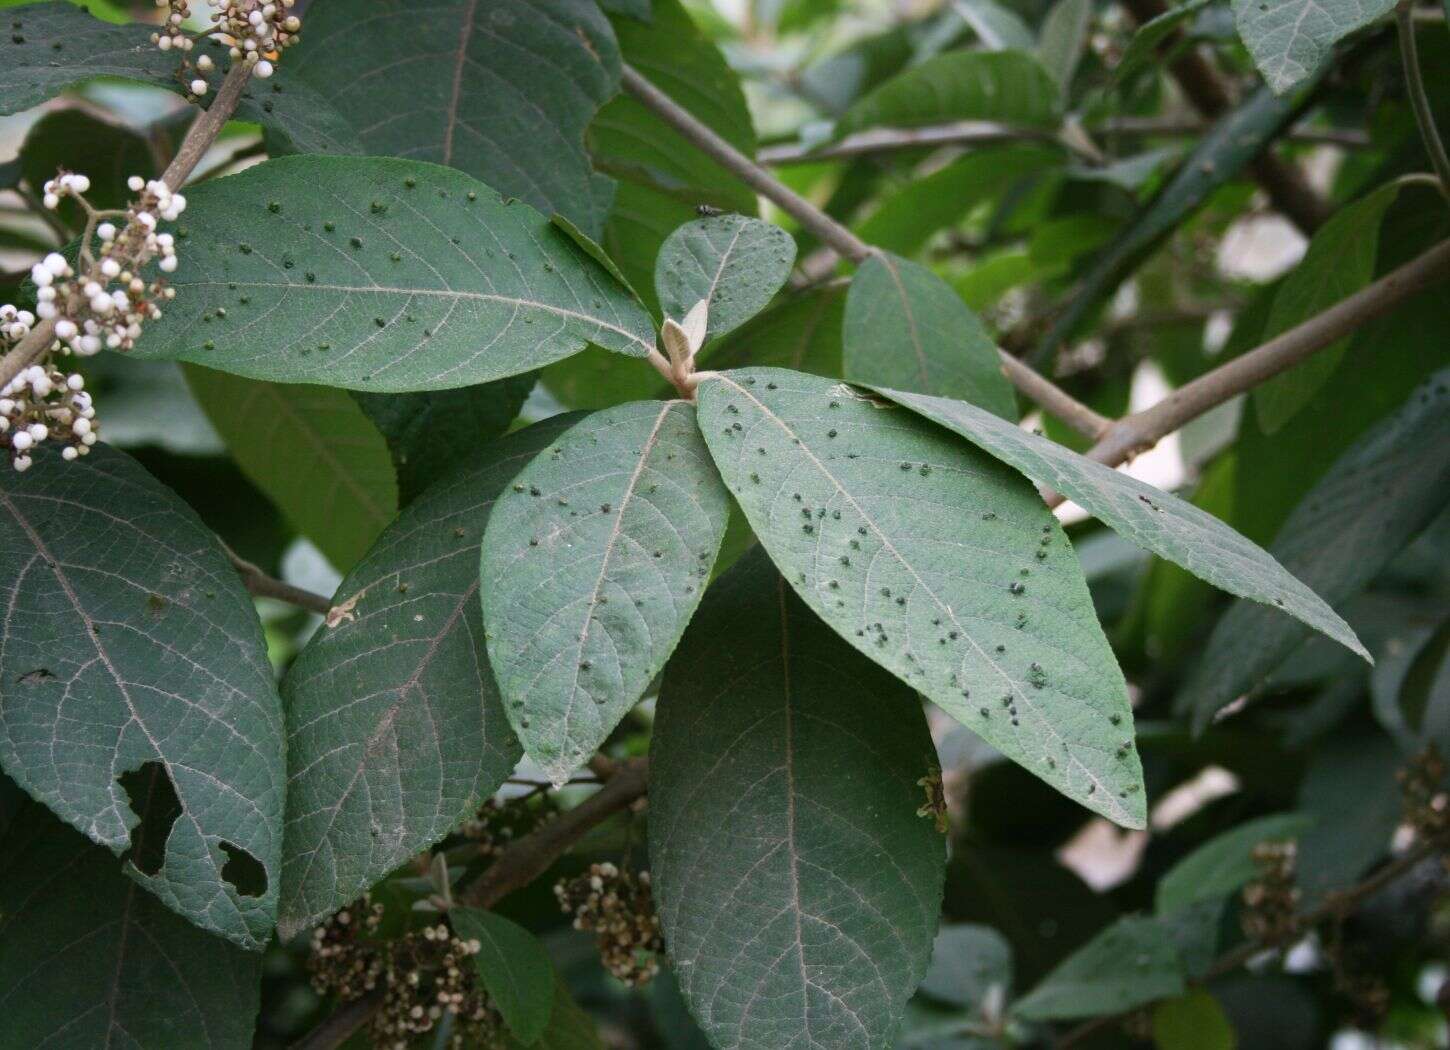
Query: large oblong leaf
[
  {"left": 844, "top": 254, "right": 1017, "bottom": 419},
  {"left": 0, "top": 3, "right": 361, "bottom": 156},
  {"left": 837, "top": 50, "right": 1062, "bottom": 136},
  {"left": 1012, "top": 916, "right": 1184, "bottom": 1022},
  {"left": 0, "top": 445, "right": 285, "bottom": 948},
  {"left": 694, "top": 368, "right": 1145, "bottom": 828},
  {"left": 650, "top": 549, "right": 945, "bottom": 1050},
  {"left": 1183, "top": 369, "right": 1450, "bottom": 729},
  {"left": 185, "top": 366, "right": 398, "bottom": 573},
  {"left": 286, "top": 0, "right": 620, "bottom": 236},
  {"left": 874, "top": 387, "right": 1367, "bottom": 660},
  {"left": 480, "top": 401, "right": 729, "bottom": 785},
  {"left": 132, "top": 156, "right": 655, "bottom": 391},
  {"left": 278, "top": 418, "right": 577, "bottom": 937},
  {"left": 0, "top": 776, "right": 263, "bottom": 1048},
  {"left": 654, "top": 214, "right": 796, "bottom": 337}
]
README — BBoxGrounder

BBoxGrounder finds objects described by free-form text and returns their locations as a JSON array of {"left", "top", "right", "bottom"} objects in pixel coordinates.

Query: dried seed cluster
[
  {"left": 555, "top": 862, "right": 663, "bottom": 986},
  {"left": 460, "top": 795, "right": 557, "bottom": 863},
  {"left": 153, "top": 0, "right": 301, "bottom": 91},
  {"left": 309, "top": 898, "right": 504, "bottom": 1050},
  {"left": 1398, "top": 745, "right": 1449, "bottom": 842},
  {"left": 1241, "top": 840, "right": 1300, "bottom": 946}
]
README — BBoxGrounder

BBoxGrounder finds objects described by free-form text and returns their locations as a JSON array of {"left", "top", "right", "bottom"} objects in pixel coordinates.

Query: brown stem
[
  {"left": 290, "top": 759, "right": 650, "bottom": 1050},
  {"left": 1055, "top": 832, "right": 1449, "bottom": 1048},
  {"left": 224, "top": 545, "right": 334, "bottom": 615},
  {"left": 618, "top": 63, "right": 1108, "bottom": 436},
  {"left": 1118, "top": 0, "right": 1330, "bottom": 233},
  {"left": 759, "top": 119, "right": 1369, "bottom": 166},
  {"left": 1071, "top": 238, "right": 1450, "bottom": 475},
  {"left": 0, "top": 62, "right": 254, "bottom": 392}
]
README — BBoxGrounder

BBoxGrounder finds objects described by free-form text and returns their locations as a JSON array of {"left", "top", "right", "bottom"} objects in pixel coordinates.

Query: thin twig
[
  {"left": 618, "top": 63, "right": 1109, "bottom": 436},
  {"left": 0, "top": 62, "right": 253, "bottom": 392},
  {"left": 1055, "top": 832, "right": 1449, "bottom": 1048},
  {"left": 291, "top": 759, "right": 650, "bottom": 1050},
  {"left": 224, "top": 544, "right": 334, "bottom": 615},
  {"left": 1396, "top": 0, "right": 1450, "bottom": 201},
  {"left": 1070, "top": 238, "right": 1450, "bottom": 476},
  {"left": 759, "top": 119, "right": 1369, "bottom": 165},
  {"left": 15, "top": 185, "right": 73, "bottom": 245},
  {"left": 1118, "top": 0, "right": 1330, "bottom": 233}
]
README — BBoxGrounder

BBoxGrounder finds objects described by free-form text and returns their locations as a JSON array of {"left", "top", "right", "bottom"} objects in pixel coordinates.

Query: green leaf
[
  {"left": 1112, "top": 0, "right": 1212, "bottom": 86},
  {"left": 451, "top": 908, "right": 556, "bottom": 1045},
  {"left": 919, "top": 925, "right": 1013, "bottom": 1011},
  {"left": 950, "top": 0, "right": 1037, "bottom": 51},
  {"left": 0, "top": 444, "right": 284, "bottom": 948},
  {"left": 0, "top": 3, "right": 362, "bottom": 156},
  {"left": 650, "top": 548, "right": 946, "bottom": 1049},
  {"left": 131, "top": 156, "right": 655, "bottom": 391},
  {"left": 277, "top": 419, "right": 577, "bottom": 937},
  {"left": 1037, "top": 0, "right": 1091, "bottom": 89},
  {"left": 653, "top": 214, "right": 796, "bottom": 336},
  {"left": 1012, "top": 916, "right": 1184, "bottom": 1022},
  {"left": 838, "top": 51, "right": 1063, "bottom": 136},
  {"left": 695, "top": 368, "right": 1145, "bottom": 827},
  {"left": 1154, "top": 990, "right": 1237, "bottom": 1050},
  {"left": 1232, "top": 0, "right": 1395, "bottom": 95},
  {"left": 856, "top": 144, "right": 1063, "bottom": 258},
  {"left": 699, "top": 282, "right": 846, "bottom": 377},
  {"left": 1037, "top": 84, "right": 1306, "bottom": 362},
  {"left": 1155, "top": 813, "right": 1315, "bottom": 914},
  {"left": 1295, "top": 732, "right": 1401, "bottom": 901},
  {"left": 1372, "top": 616, "right": 1450, "bottom": 754},
  {"left": 845, "top": 255, "right": 1017, "bottom": 419},
  {"left": 185, "top": 366, "right": 398, "bottom": 573},
  {"left": 1183, "top": 369, "right": 1450, "bottom": 729},
  {"left": 480, "top": 401, "right": 729, "bottom": 785},
  {"left": 875, "top": 387, "right": 1368, "bottom": 660},
  {"left": 285, "top": 0, "right": 620, "bottom": 236},
  {"left": 0, "top": 775, "right": 263, "bottom": 1047},
  {"left": 354, "top": 374, "right": 536, "bottom": 506},
  {"left": 504, "top": 971, "right": 606, "bottom": 1050},
  {"left": 1253, "top": 181, "right": 1403, "bottom": 433}
]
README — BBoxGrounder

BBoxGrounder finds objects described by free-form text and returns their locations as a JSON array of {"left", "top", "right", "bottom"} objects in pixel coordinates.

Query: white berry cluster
[
  {"left": 153, "top": 0, "right": 301, "bottom": 94},
  {"left": 31, "top": 174, "right": 185, "bottom": 358},
  {"left": 0, "top": 361, "right": 97, "bottom": 472}
]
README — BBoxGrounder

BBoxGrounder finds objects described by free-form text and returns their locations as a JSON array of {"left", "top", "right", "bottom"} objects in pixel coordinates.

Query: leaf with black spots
[
  {"left": 132, "top": 156, "right": 655, "bottom": 391},
  {"left": 875, "top": 386, "right": 1367, "bottom": 660},
  {"left": 480, "top": 401, "right": 729, "bottom": 785},
  {"left": 654, "top": 214, "right": 796, "bottom": 337},
  {"left": 277, "top": 418, "right": 576, "bottom": 937},
  {"left": 695, "top": 368, "right": 1145, "bottom": 827},
  {"left": 0, "top": 444, "right": 284, "bottom": 948}
]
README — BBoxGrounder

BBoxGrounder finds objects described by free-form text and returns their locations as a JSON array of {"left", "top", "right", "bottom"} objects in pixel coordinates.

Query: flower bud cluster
[
  {"left": 1397, "top": 745, "right": 1449, "bottom": 842},
  {"left": 555, "top": 862, "right": 663, "bottom": 987},
  {"left": 0, "top": 362, "right": 96, "bottom": 471},
  {"left": 1241, "top": 840, "right": 1299, "bottom": 947},
  {"left": 309, "top": 898, "right": 504, "bottom": 1050},
  {"left": 460, "top": 795, "right": 558, "bottom": 864}
]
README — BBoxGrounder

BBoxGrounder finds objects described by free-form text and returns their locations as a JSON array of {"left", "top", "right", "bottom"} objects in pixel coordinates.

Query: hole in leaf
[
  {"left": 118, "top": 761, "right": 181, "bottom": 877},
  {"left": 220, "top": 842, "right": 267, "bottom": 898}
]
